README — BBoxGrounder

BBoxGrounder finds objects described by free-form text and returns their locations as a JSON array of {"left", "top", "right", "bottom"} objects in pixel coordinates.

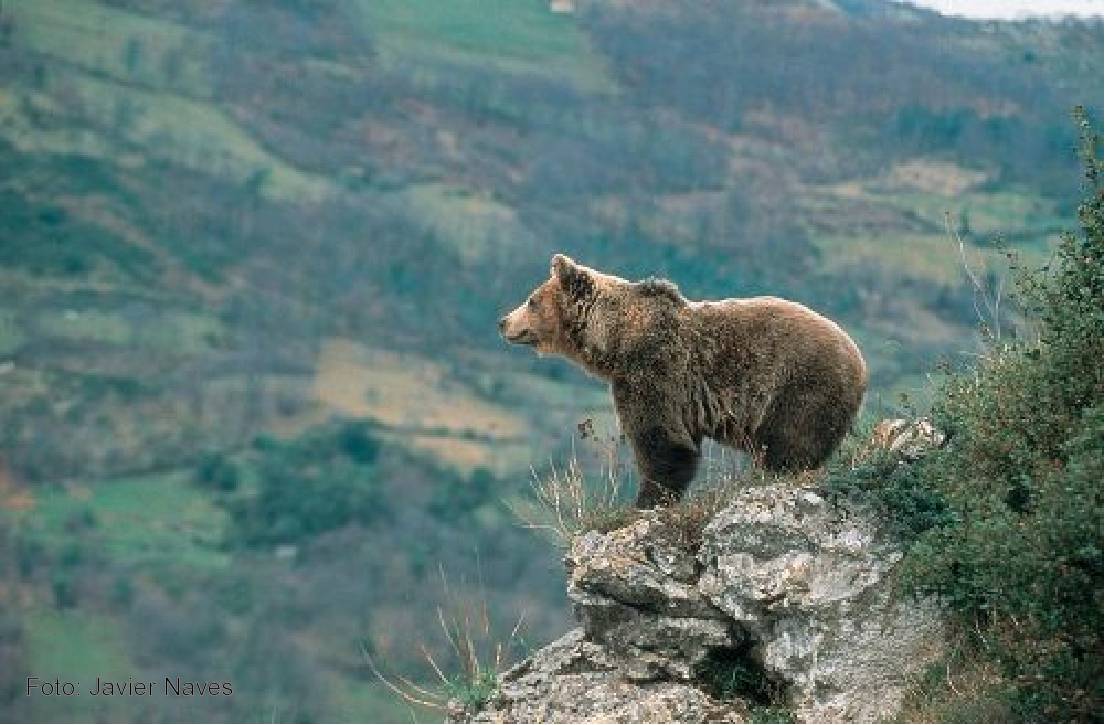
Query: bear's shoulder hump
[{"left": 635, "top": 277, "right": 685, "bottom": 305}]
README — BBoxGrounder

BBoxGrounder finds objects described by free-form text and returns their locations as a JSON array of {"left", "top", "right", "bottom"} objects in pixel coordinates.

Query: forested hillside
[{"left": 0, "top": 1, "right": 1100, "bottom": 721}]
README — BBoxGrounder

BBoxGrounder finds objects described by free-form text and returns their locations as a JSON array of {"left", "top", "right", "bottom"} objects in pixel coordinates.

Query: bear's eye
[{"left": 527, "top": 296, "right": 537, "bottom": 309}]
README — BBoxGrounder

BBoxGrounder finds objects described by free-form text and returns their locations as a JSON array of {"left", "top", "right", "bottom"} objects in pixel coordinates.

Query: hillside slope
[{"left": 0, "top": 1, "right": 1100, "bottom": 721}]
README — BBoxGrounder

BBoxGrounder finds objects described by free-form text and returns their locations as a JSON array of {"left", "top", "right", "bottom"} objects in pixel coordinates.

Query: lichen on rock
[
  {"left": 697, "top": 483, "right": 945, "bottom": 722},
  {"left": 470, "top": 629, "right": 746, "bottom": 723},
  {"left": 467, "top": 479, "right": 947, "bottom": 723}
]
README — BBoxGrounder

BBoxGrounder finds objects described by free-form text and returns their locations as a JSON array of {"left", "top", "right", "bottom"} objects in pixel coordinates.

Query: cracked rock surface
[
  {"left": 471, "top": 629, "right": 745, "bottom": 723},
  {"left": 468, "top": 482, "right": 946, "bottom": 723}
]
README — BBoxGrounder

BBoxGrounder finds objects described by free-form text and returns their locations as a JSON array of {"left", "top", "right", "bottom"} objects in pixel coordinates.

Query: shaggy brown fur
[{"left": 500, "top": 254, "right": 868, "bottom": 507}]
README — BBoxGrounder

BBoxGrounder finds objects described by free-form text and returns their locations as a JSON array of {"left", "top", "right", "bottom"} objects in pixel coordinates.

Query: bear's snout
[{"left": 499, "top": 308, "right": 538, "bottom": 346}]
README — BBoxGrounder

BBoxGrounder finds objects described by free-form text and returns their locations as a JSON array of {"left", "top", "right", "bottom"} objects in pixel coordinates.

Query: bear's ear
[
  {"left": 551, "top": 254, "right": 592, "bottom": 299},
  {"left": 551, "top": 253, "right": 575, "bottom": 279}
]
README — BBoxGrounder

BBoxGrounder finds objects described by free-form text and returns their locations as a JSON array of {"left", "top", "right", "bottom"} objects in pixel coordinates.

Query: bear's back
[{"left": 688, "top": 295, "right": 866, "bottom": 390}]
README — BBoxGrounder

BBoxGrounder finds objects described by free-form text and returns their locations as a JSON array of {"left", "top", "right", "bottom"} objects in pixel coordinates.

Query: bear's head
[
  {"left": 499, "top": 254, "right": 596, "bottom": 355},
  {"left": 499, "top": 254, "right": 684, "bottom": 377}
]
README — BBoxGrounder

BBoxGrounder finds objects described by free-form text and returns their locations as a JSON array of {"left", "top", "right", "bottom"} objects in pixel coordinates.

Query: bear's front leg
[
  {"left": 629, "top": 426, "right": 701, "bottom": 508},
  {"left": 612, "top": 378, "right": 702, "bottom": 508}
]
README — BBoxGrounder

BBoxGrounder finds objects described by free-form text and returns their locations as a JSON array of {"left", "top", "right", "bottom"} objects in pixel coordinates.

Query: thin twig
[
  {"left": 360, "top": 642, "right": 444, "bottom": 711},
  {"left": 945, "top": 210, "right": 1004, "bottom": 340}
]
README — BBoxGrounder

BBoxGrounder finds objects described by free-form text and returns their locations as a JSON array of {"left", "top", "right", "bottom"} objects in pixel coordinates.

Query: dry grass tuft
[
  {"left": 510, "top": 421, "right": 638, "bottom": 544},
  {"left": 512, "top": 420, "right": 829, "bottom": 550},
  {"left": 361, "top": 565, "right": 525, "bottom": 718},
  {"left": 511, "top": 455, "right": 637, "bottom": 544}
]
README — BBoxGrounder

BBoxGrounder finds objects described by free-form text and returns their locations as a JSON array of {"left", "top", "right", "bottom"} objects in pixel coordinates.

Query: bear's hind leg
[
  {"left": 631, "top": 427, "right": 701, "bottom": 508},
  {"left": 758, "top": 406, "right": 849, "bottom": 472}
]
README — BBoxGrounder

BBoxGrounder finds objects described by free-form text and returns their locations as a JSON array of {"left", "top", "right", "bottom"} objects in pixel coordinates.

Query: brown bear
[{"left": 499, "top": 254, "right": 868, "bottom": 507}]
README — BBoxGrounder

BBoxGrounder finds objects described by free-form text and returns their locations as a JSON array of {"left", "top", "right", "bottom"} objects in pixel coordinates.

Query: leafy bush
[
  {"left": 896, "top": 108, "right": 1103, "bottom": 722},
  {"left": 227, "top": 423, "right": 387, "bottom": 546},
  {"left": 195, "top": 451, "right": 240, "bottom": 492},
  {"left": 822, "top": 428, "right": 956, "bottom": 543},
  {"left": 51, "top": 572, "right": 77, "bottom": 609},
  {"left": 338, "top": 421, "right": 381, "bottom": 464},
  {"left": 429, "top": 466, "right": 496, "bottom": 520}
]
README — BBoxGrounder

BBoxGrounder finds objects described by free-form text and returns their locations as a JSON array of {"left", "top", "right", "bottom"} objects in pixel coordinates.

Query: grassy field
[
  {"left": 880, "top": 188, "right": 1066, "bottom": 247},
  {"left": 2, "top": 0, "right": 332, "bottom": 201},
  {"left": 348, "top": 0, "right": 614, "bottom": 93},
  {"left": 34, "top": 308, "right": 226, "bottom": 353},
  {"left": 311, "top": 339, "right": 537, "bottom": 474},
  {"left": 24, "top": 609, "right": 131, "bottom": 678},
  {"left": 12, "top": 470, "right": 228, "bottom": 572},
  {"left": 22, "top": 610, "right": 135, "bottom": 720},
  {"left": 46, "top": 67, "right": 332, "bottom": 200},
  {"left": 399, "top": 183, "right": 536, "bottom": 264},
  {"left": 0, "top": 309, "right": 24, "bottom": 355},
  {"left": 812, "top": 232, "right": 969, "bottom": 284},
  {"left": 3, "top": 0, "right": 212, "bottom": 97}
]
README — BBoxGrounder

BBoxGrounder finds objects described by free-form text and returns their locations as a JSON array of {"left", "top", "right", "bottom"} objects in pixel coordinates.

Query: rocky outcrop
[
  {"left": 471, "top": 629, "right": 746, "bottom": 723},
  {"left": 470, "top": 479, "right": 947, "bottom": 723},
  {"left": 696, "top": 485, "right": 945, "bottom": 722}
]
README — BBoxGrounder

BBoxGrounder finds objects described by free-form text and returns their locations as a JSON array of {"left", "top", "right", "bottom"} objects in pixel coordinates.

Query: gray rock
[
  {"left": 698, "top": 483, "right": 945, "bottom": 722},
  {"left": 472, "top": 629, "right": 745, "bottom": 723},
  {"left": 466, "top": 481, "right": 946, "bottom": 723},
  {"left": 567, "top": 517, "right": 718, "bottom": 617},
  {"left": 868, "top": 417, "right": 948, "bottom": 462}
]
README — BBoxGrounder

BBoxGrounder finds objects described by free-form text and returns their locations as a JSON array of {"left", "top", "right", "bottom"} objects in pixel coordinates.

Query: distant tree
[
  {"left": 123, "top": 37, "right": 142, "bottom": 75},
  {"left": 227, "top": 424, "right": 387, "bottom": 546},
  {"left": 196, "top": 452, "right": 240, "bottom": 492},
  {"left": 51, "top": 572, "right": 76, "bottom": 609}
]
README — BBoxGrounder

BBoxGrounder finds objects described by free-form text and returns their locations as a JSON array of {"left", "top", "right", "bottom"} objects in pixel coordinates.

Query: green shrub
[
  {"left": 338, "top": 422, "right": 381, "bottom": 464},
  {"left": 230, "top": 459, "right": 385, "bottom": 546},
  {"left": 195, "top": 452, "right": 240, "bottom": 492},
  {"left": 57, "top": 541, "right": 84, "bottom": 568},
  {"left": 16, "top": 536, "right": 42, "bottom": 579},
  {"left": 822, "top": 442, "right": 956, "bottom": 543},
  {"left": 896, "top": 108, "right": 1103, "bottom": 722},
  {"left": 227, "top": 423, "right": 387, "bottom": 546},
  {"left": 429, "top": 466, "right": 495, "bottom": 519},
  {"left": 111, "top": 576, "right": 134, "bottom": 608},
  {"left": 51, "top": 572, "right": 77, "bottom": 609},
  {"left": 442, "top": 668, "right": 499, "bottom": 714}
]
